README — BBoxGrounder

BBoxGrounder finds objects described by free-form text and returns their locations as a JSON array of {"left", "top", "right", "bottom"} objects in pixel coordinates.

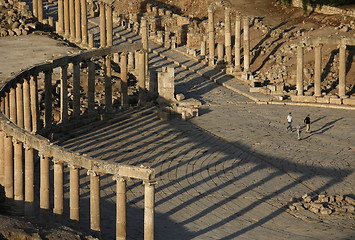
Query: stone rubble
[{"left": 288, "top": 193, "right": 355, "bottom": 216}]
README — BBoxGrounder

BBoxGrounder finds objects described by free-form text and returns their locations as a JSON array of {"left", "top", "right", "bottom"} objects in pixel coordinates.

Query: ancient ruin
[{"left": 0, "top": 0, "right": 354, "bottom": 239}]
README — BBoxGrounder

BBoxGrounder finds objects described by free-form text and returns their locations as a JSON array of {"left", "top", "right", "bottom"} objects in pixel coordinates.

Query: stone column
[
  {"left": 0, "top": 131, "right": 4, "bottom": 186},
  {"left": 60, "top": 65, "right": 69, "bottom": 123},
  {"left": 144, "top": 180, "right": 156, "bottom": 240},
  {"left": 217, "top": 43, "right": 224, "bottom": 63},
  {"left": 53, "top": 160, "right": 64, "bottom": 219},
  {"left": 23, "top": 79, "right": 32, "bottom": 132},
  {"left": 88, "top": 170, "right": 101, "bottom": 237},
  {"left": 64, "top": 0, "right": 70, "bottom": 39},
  {"left": 114, "top": 176, "right": 127, "bottom": 240},
  {"left": 243, "top": 16, "right": 250, "bottom": 73},
  {"left": 38, "top": 0, "right": 43, "bottom": 23},
  {"left": 16, "top": 82, "right": 24, "bottom": 128},
  {"left": 208, "top": 6, "right": 215, "bottom": 66},
  {"left": 40, "top": 155, "right": 50, "bottom": 220},
  {"left": 10, "top": 87, "right": 17, "bottom": 124},
  {"left": 73, "top": 62, "right": 81, "bottom": 118},
  {"left": 58, "top": 0, "right": 64, "bottom": 34},
  {"left": 314, "top": 44, "right": 322, "bottom": 97},
  {"left": 296, "top": 44, "right": 304, "bottom": 96},
  {"left": 105, "top": 55, "right": 112, "bottom": 111},
  {"left": 44, "top": 70, "right": 52, "bottom": 128},
  {"left": 81, "top": 0, "right": 88, "bottom": 46},
  {"left": 75, "top": 0, "right": 81, "bottom": 43},
  {"left": 30, "top": 74, "right": 39, "bottom": 132},
  {"left": 69, "top": 0, "right": 75, "bottom": 41},
  {"left": 128, "top": 52, "right": 134, "bottom": 71},
  {"left": 4, "top": 135, "right": 13, "bottom": 202},
  {"left": 13, "top": 139, "right": 24, "bottom": 213},
  {"left": 339, "top": 44, "right": 347, "bottom": 97},
  {"left": 138, "top": 50, "right": 146, "bottom": 105},
  {"left": 24, "top": 146, "right": 35, "bottom": 218},
  {"left": 141, "top": 18, "right": 149, "bottom": 87},
  {"left": 235, "top": 14, "right": 241, "bottom": 71},
  {"left": 106, "top": 4, "right": 113, "bottom": 47},
  {"left": 70, "top": 165, "right": 80, "bottom": 225},
  {"left": 87, "top": 60, "right": 96, "bottom": 113},
  {"left": 99, "top": 2, "right": 106, "bottom": 48},
  {"left": 33, "top": 0, "right": 38, "bottom": 18},
  {"left": 120, "top": 53, "right": 129, "bottom": 108},
  {"left": 89, "top": 33, "right": 95, "bottom": 48},
  {"left": 4, "top": 92, "right": 9, "bottom": 118},
  {"left": 200, "top": 40, "right": 206, "bottom": 56},
  {"left": 224, "top": 8, "right": 232, "bottom": 66}
]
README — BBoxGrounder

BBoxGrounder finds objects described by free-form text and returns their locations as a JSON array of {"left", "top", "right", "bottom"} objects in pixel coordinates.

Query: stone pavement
[{"left": 53, "top": 21, "right": 355, "bottom": 239}]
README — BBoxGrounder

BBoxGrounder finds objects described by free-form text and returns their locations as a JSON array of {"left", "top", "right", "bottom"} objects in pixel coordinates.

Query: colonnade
[
  {"left": 207, "top": 6, "right": 251, "bottom": 75},
  {"left": 0, "top": 44, "right": 156, "bottom": 240},
  {"left": 296, "top": 37, "right": 354, "bottom": 98}
]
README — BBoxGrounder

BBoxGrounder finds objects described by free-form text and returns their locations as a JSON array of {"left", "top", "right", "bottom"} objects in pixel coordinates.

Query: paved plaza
[{"left": 53, "top": 27, "right": 354, "bottom": 239}]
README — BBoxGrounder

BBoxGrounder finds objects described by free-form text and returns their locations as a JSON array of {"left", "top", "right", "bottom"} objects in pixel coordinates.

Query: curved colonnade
[{"left": 0, "top": 42, "right": 156, "bottom": 239}]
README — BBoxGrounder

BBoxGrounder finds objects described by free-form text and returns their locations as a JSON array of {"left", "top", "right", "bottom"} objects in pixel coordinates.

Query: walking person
[
  {"left": 286, "top": 112, "right": 293, "bottom": 132},
  {"left": 304, "top": 114, "right": 311, "bottom": 133},
  {"left": 296, "top": 125, "right": 301, "bottom": 140}
]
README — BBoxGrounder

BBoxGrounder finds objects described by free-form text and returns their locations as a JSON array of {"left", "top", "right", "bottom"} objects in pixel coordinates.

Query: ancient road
[{"left": 53, "top": 24, "right": 355, "bottom": 239}]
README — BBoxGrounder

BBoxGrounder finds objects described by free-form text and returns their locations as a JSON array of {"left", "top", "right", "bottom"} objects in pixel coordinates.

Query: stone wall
[{"left": 292, "top": 0, "right": 355, "bottom": 17}]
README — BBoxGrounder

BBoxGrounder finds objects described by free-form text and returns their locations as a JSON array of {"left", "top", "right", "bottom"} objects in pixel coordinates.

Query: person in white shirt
[{"left": 286, "top": 112, "right": 293, "bottom": 132}]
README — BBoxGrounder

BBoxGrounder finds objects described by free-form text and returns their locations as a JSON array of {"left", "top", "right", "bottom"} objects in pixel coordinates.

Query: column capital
[
  {"left": 52, "top": 158, "right": 64, "bottom": 165},
  {"left": 12, "top": 138, "right": 22, "bottom": 145},
  {"left": 87, "top": 170, "right": 102, "bottom": 176},
  {"left": 68, "top": 164, "right": 81, "bottom": 169},
  {"left": 112, "top": 175, "right": 130, "bottom": 182},
  {"left": 143, "top": 180, "right": 158, "bottom": 186}
]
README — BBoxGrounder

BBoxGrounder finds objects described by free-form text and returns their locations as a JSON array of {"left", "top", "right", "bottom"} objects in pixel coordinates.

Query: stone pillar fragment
[
  {"left": 208, "top": 6, "right": 215, "bottom": 66},
  {"left": 158, "top": 67, "right": 174, "bottom": 101},
  {"left": 0, "top": 131, "right": 4, "bottom": 186},
  {"left": 314, "top": 44, "right": 322, "bottom": 97},
  {"left": 235, "top": 14, "right": 241, "bottom": 71},
  {"left": 138, "top": 51, "right": 146, "bottom": 105},
  {"left": 200, "top": 40, "right": 206, "bottom": 56},
  {"left": 23, "top": 79, "right": 32, "bottom": 132},
  {"left": 339, "top": 44, "right": 347, "bottom": 97},
  {"left": 144, "top": 180, "right": 156, "bottom": 240},
  {"left": 10, "top": 88, "right": 17, "bottom": 124},
  {"left": 296, "top": 44, "right": 304, "bottom": 96},
  {"left": 217, "top": 43, "right": 224, "bottom": 63},
  {"left": 16, "top": 83, "right": 24, "bottom": 128},
  {"left": 33, "top": 0, "right": 38, "bottom": 18},
  {"left": 13, "top": 139, "right": 24, "bottom": 213},
  {"left": 243, "top": 16, "right": 250, "bottom": 73}
]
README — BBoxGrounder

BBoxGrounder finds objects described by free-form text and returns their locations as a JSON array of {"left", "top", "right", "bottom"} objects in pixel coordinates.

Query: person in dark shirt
[{"left": 304, "top": 114, "right": 311, "bottom": 133}]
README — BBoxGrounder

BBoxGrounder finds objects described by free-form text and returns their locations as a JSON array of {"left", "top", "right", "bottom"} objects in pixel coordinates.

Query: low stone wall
[{"left": 292, "top": 0, "right": 355, "bottom": 17}]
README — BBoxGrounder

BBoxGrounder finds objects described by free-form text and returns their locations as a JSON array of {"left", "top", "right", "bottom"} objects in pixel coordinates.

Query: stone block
[
  {"left": 329, "top": 98, "right": 342, "bottom": 105},
  {"left": 290, "top": 95, "right": 316, "bottom": 103},
  {"left": 342, "top": 98, "right": 355, "bottom": 106},
  {"left": 316, "top": 97, "right": 330, "bottom": 104}
]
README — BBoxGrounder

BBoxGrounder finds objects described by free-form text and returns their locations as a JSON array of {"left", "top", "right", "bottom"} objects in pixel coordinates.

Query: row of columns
[
  {"left": 207, "top": 6, "right": 251, "bottom": 74},
  {"left": 296, "top": 43, "right": 348, "bottom": 97},
  {"left": 100, "top": 2, "right": 114, "bottom": 48},
  {"left": 0, "top": 56, "right": 155, "bottom": 239}
]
